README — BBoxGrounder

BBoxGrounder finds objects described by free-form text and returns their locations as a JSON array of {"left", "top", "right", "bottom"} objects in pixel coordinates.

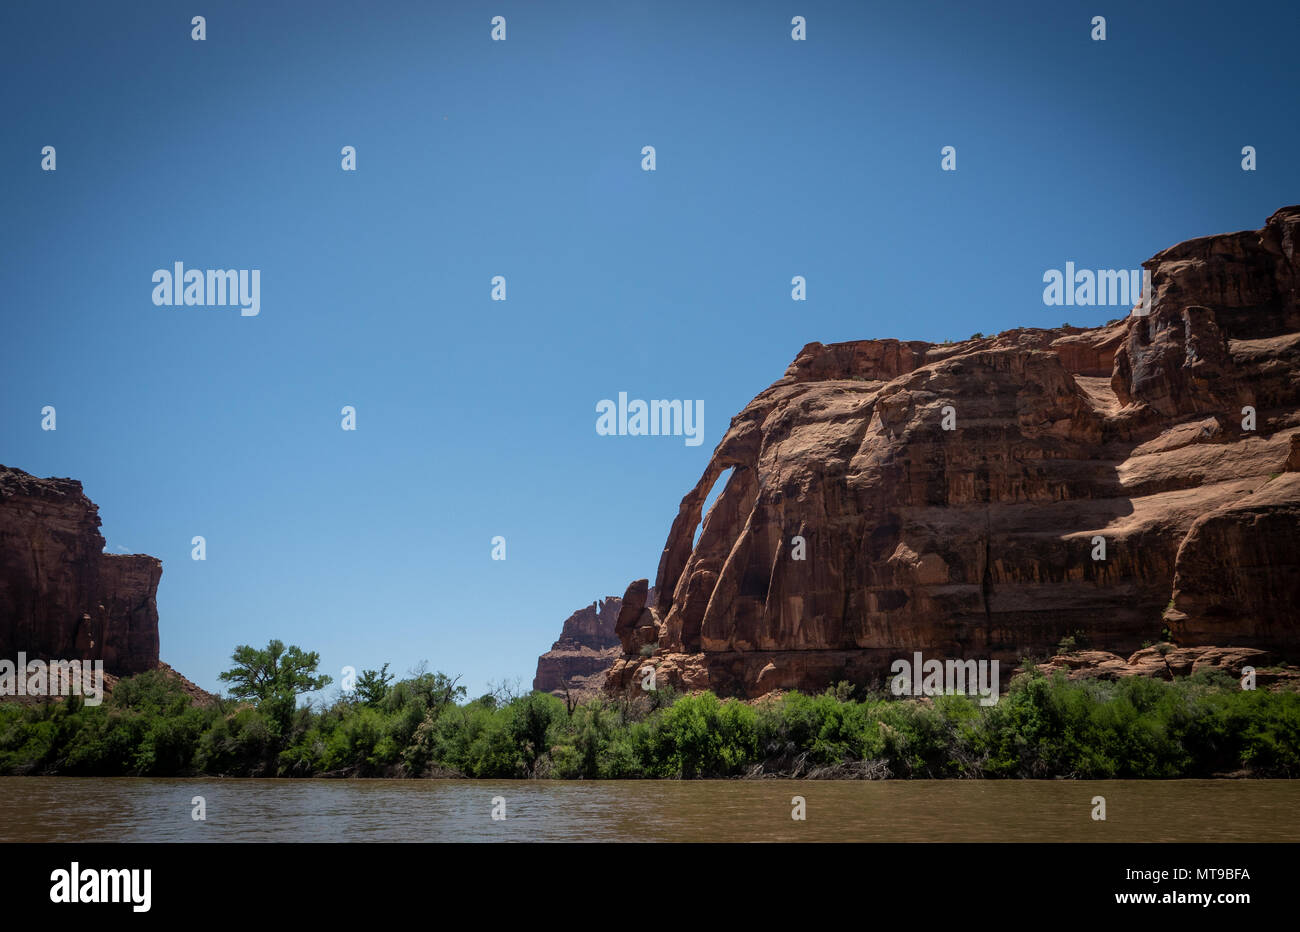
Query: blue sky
[{"left": 2, "top": 0, "right": 1296, "bottom": 701}]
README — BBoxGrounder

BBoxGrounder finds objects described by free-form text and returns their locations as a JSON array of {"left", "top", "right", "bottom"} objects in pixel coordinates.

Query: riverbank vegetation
[{"left": 1, "top": 641, "right": 1297, "bottom": 779}]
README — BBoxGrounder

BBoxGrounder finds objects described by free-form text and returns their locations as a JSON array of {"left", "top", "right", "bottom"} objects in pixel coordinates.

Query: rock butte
[
  {"left": 0, "top": 466, "right": 161, "bottom": 675},
  {"left": 0, "top": 466, "right": 216, "bottom": 702},
  {"left": 533, "top": 589, "right": 654, "bottom": 698},
  {"left": 597, "top": 206, "right": 1300, "bottom": 698}
]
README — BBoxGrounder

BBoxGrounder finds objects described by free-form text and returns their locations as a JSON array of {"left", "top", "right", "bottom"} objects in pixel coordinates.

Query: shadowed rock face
[
  {"left": 608, "top": 206, "right": 1300, "bottom": 698},
  {"left": 0, "top": 466, "right": 161, "bottom": 675}
]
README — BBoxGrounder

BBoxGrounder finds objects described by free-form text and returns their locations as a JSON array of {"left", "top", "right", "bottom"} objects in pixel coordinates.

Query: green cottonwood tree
[
  {"left": 219, "top": 639, "right": 332, "bottom": 734},
  {"left": 355, "top": 664, "right": 394, "bottom": 707}
]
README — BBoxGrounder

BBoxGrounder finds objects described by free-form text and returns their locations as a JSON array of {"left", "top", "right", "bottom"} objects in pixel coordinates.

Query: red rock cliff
[
  {"left": 0, "top": 466, "right": 162, "bottom": 675},
  {"left": 534, "top": 589, "right": 652, "bottom": 696},
  {"left": 608, "top": 206, "right": 1300, "bottom": 697}
]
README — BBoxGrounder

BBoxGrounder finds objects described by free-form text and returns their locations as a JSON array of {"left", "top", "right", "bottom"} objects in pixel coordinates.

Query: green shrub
[{"left": 646, "top": 692, "right": 758, "bottom": 777}]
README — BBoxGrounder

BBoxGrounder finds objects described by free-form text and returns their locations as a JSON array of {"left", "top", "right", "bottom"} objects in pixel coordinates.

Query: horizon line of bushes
[{"left": 1, "top": 640, "right": 1297, "bottom": 779}]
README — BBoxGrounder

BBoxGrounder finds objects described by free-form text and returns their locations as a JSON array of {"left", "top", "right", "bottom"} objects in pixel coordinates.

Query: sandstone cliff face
[
  {"left": 534, "top": 591, "right": 651, "bottom": 696},
  {"left": 0, "top": 466, "right": 161, "bottom": 675},
  {"left": 608, "top": 207, "right": 1300, "bottom": 698}
]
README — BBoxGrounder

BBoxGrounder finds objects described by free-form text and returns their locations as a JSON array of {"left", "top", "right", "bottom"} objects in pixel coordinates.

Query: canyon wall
[
  {"left": 606, "top": 206, "right": 1300, "bottom": 698},
  {"left": 0, "top": 466, "right": 162, "bottom": 675}
]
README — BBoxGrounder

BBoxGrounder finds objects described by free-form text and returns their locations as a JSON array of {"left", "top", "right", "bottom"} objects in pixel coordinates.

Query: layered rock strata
[{"left": 606, "top": 207, "right": 1300, "bottom": 698}]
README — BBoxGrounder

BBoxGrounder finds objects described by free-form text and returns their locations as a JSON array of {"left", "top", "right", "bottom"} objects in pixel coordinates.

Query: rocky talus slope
[{"left": 605, "top": 206, "right": 1300, "bottom": 698}]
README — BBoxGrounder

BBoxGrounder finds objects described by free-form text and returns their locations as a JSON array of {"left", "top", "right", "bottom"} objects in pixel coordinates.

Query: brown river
[{"left": 2, "top": 778, "right": 1298, "bottom": 842}]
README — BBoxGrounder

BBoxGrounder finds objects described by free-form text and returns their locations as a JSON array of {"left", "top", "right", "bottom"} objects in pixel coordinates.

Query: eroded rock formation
[
  {"left": 607, "top": 206, "right": 1300, "bottom": 698},
  {"left": 0, "top": 466, "right": 162, "bottom": 675},
  {"left": 534, "top": 590, "right": 652, "bottom": 696}
]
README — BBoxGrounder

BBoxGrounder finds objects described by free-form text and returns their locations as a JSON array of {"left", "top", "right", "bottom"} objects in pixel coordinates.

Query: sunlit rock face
[
  {"left": 0, "top": 466, "right": 162, "bottom": 675},
  {"left": 608, "top": 207, "right": 1300, "bottom": 698}
]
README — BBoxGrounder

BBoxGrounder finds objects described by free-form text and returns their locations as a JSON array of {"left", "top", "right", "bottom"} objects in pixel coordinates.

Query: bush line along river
[{"left": 2, "top": 664, "right": 1298, "bottom": 780}]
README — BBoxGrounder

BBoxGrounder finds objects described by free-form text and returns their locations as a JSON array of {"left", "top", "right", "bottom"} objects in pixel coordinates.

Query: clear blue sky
[{"left": 2, "top": 0, "right": 1296, "bottom": 701}]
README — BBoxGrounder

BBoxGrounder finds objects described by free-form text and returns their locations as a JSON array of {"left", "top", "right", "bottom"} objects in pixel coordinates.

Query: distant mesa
[{"left": 534, "top": 589, "right": 653, "bottom": 698}]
